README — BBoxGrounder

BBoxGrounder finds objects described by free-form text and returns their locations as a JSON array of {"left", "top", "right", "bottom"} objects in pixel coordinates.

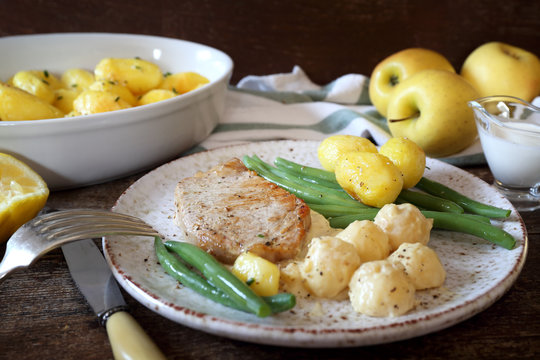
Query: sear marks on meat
[{"left": 174, "top": 157, "right": 311, "bottom": 264}]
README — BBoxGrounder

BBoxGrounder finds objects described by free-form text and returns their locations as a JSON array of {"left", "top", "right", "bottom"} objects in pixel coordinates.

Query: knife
[{"left": 62, "top": 239, "right": 166, "bottom": 360}]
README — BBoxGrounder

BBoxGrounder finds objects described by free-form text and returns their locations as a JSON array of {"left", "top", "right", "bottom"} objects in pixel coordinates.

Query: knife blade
[{"left": 62, "top": 239, "right": 166, "bottom": 360}]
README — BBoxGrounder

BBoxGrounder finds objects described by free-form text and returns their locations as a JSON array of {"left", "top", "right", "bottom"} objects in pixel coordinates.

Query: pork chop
[{"left": 173, "top": 157, "right": 311, "bottom": 264}]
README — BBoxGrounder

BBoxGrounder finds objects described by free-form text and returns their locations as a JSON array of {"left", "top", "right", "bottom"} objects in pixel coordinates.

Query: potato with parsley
[
  {"left": 72, "top": 89, "right": 132, "bottom": 116},
  {"left": 388, "top": 242, "right": 446, "bottom": 290},
  {"left": 232, "top": 251, "right": 280, "bottom": 296},
  {"left": 0, "top": 83, "right": 64, "bottom": 121},
  {"left": 335, "top": 151, "right": 403, "bottom": 207},
  {"left": 11, "top": 70, "right": 62, "bottom": 104},
  {"left": 379, "top": 137, "right": 426, "bottom": 189},
  {"left": 61, "top": 68, "right": 95, "bottom": 92},
  {"left": 53, "top": 88, "right": 79, "bottom": 113},
  {"left": 374, "top": 203, "right": 433, "bottom": 251},
  {"left": 300, "top": 236, "right": 361, "bottom": 299},
  {"left": 160, "top": 71, "right": 209, "bottom": 95},
  {"left": 336, "top": 220, "right": 390, "bottom": 262},
  {"left": 317, "top": 135, "right": 378, "bottom": 172},
  {"left": 94, "top": 57, "right": 163, "bottom": 95},
  {"left": 348, "top": 260, "right": 416, "bottom": 317},
  {"left": 138, "top": 89, "right": 177, "bottom": 106},
  {"left": 89, "top": 80, "right": 137, "bottom": 106}
]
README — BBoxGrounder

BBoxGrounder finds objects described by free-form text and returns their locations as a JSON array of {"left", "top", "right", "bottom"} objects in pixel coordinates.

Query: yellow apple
[
  {"left": 460, "top": 42, "right": 540, "bottom": 102},
  {"left": 386, "top": 69, "right": 480, "bottom": 158},
  {"left": 369, "top": 48, "right": 455, "bottom": 117}
]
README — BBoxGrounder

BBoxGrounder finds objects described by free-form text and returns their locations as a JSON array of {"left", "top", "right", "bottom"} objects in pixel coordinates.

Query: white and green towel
[{"left": 195, "top": 66, "right": 486, "bottom": 166}]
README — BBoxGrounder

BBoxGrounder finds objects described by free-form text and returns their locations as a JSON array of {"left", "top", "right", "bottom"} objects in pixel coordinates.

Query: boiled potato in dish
[
  {"left": 2, "top": 58, "right": 207, "bottom": 121},
  {"left": 11, "top": 70, "right": 62, "bottom": 104},
  {"left": 0, "top": 83, "right": 64, "bottom": 121},
  {"left": 61, "top": 68, "right": 95, "bottom": 92},
  {"left": 138, "top": 89, "right": 177, "bottom": 106},
  {"left": 53, "top": 88, "right": 79, "bottom": 113},
  {"left": 89, "top": 80, "right": 137, "bottom": 106},
  {"left": 300, "top": 236, "right": 361, "bottom": 299},
  {"left": 94, "top": 57, "right": 163, "bottom": 95},
  {"left": 160, "top": 71, "right": 209, "bottom": 95},
  {"left": 72, "top": 90, "right": 132, "bottom": 116},
  {"left": 348, "top": 260, "right": 416, "bottom": 317},
  {"left": 335, "top": 151, "right": 403, "bottom": 207},
  {"left": 317, "top": 135, "right": 378, "bottom": 172}
]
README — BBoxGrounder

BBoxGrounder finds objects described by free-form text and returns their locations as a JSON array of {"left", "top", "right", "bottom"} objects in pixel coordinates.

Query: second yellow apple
[{"left": 369, "top": 48, "right": 455, "bottom": 117}]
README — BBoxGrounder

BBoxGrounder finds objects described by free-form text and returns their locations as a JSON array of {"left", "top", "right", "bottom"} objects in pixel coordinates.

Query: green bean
[
  {"left": 273, "top": 157, "right": 342, "bottom": 189},
  {"left": 154, "top": 237, "right": 242, "bottom": 309},
  {"left": 156, "top": 237, "right": 296, "bottom": 313},
  {"left": 243, "top": 155, "right": 368, "bottom": 208},
  {"left": 397, "top": 189, "right": 464, "bottom": 213},
  {"left": 274, "top": 156, "right": 337, "bottom": 183},
  {"left": 416, "top": 177, "right": 511, "bottom": 218},
  {"left": 251, "top": 155, "right": 355, "bottom": 202},
  {"left": 263, "top": 293, "right": 296, "bottom": 313},
  {"left": 422, "top": 211, "right": 515, "bottom": 249},
  {"left": 329, "top": 211, "right": 515, "bottom": 249},
  {"left": 273, "top": 157, "right": 468, "bottom": 214},
  {"left": 307, "top": 203, "right": 380, "bottom": 218},
  {"left": 164, "top": 241, "right": 272, "bottom": 318}
]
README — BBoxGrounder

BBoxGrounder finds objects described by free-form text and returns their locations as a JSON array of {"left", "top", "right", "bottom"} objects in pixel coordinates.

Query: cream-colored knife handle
[{"left": 106, "top": 311, "right": 167, "bottom": 360}]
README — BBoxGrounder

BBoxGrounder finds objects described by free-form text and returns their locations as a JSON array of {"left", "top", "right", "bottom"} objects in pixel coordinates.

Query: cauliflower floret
[
  {"left": 388, "top": 242, "right": 446, "bottom": 290},
  {"left": 279, "top": 261, "right": 311, "bottom": 299},
  {"left": 348, "top": 260, "right": 416, "bottom": 317},
  {"left": 336, "top": 220, "right": 390, "bottom": 262},
  {"left": 374, "top": 203, "right": 433, "bottom": 251},
  {"left": 300, "top": 236, "right": 361, "bottom": 299}
]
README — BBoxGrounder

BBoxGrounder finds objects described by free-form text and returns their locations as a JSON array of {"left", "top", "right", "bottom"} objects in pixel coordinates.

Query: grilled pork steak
[{"left": 174, "top": 157, "right": 311, "bottom": 264}]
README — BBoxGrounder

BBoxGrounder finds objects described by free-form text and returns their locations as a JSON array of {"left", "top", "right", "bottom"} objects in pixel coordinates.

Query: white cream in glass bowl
[{"left": 0, "top": 33, "right": 233, "bottom": 190}]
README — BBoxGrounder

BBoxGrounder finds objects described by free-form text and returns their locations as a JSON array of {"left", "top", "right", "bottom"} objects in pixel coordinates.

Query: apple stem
[{"left": 388, "top": 112, "right": 420, "bottom": 123}]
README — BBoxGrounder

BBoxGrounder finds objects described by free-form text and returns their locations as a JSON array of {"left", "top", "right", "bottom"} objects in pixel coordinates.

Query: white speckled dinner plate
[{"left": 103, "top": 140, "right": 527, "bottom": 347}]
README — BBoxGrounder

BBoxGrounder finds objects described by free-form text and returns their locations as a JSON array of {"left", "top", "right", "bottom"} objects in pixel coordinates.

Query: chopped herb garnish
[
  {"left": 164, "top": 72, "right": 172, "bottom": 77},
  {"left": 57, "top": 95, "right": 63, "bottom": 100},
  {"left": 246, "top": 278, "right": 255, "bottom": 286},
  {"left": 257, "top": 234, "right": 265, "bottom": 238},
  {"left": 41, "top": 79, "right": 49, "bottom": 85},
  {"left": 114, "top": 96, "right": 120, "bottom": 102},
  {"left": 71, "top": 83, "right": 78, "bottom": 88},
  {"left": 43, "top": 70, "right": 49, "bottom": 78},
  {"left": 172, "top": 87, "right": 178, "bottom": 94}
]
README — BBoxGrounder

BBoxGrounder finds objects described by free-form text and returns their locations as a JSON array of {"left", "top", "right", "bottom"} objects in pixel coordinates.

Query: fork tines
[{"left": 33, "top": 209, "right": 160, "bottom": 242}]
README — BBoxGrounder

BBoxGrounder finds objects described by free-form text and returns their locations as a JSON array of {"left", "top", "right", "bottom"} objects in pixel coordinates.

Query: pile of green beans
[
  {"left": 154, "top": 237, "right": 296, "bottom": 317},
  {"left": 242, "top": 155, "right": 515, "bottom": 250}
]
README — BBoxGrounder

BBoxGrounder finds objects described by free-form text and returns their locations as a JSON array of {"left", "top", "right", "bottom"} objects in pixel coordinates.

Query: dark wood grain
[
  {"left": 1, "top": 1, "right": 539, "bottom": 359},
  {"left": 1, "top": 0, "right": 538, "bottom": 84}
]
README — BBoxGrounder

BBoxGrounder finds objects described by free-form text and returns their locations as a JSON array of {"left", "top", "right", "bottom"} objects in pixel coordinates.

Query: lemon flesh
[{"left": 0, "top": 153, "right": 49, "bottom": 242}]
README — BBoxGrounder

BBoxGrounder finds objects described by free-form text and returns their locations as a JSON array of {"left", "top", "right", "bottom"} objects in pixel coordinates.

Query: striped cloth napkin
[{"left": 196, "top": 66, "right": 486, "bottom": 166}]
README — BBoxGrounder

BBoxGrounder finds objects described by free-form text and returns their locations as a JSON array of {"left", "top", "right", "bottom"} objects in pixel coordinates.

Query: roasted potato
[
  {"left": 317, "top": 135, "right": 378, "bottom": 172},
  {"left": 335, "top": 151, "right": 403, "bottom": 207}
]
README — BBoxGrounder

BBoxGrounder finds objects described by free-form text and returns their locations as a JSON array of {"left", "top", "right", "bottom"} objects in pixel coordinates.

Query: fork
[{"left": 0, "top": 208, "right": 160, "bottom": 283}]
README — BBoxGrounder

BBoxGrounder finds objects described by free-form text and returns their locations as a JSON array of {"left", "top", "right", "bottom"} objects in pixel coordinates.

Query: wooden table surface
[{"left": 1, "top": 0, "right": 539, "bottom": 358}]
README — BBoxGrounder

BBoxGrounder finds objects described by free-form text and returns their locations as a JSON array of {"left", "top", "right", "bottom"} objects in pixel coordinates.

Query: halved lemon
[{"left": 0, "top": 153, "right": 49, "bottom": 242}]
